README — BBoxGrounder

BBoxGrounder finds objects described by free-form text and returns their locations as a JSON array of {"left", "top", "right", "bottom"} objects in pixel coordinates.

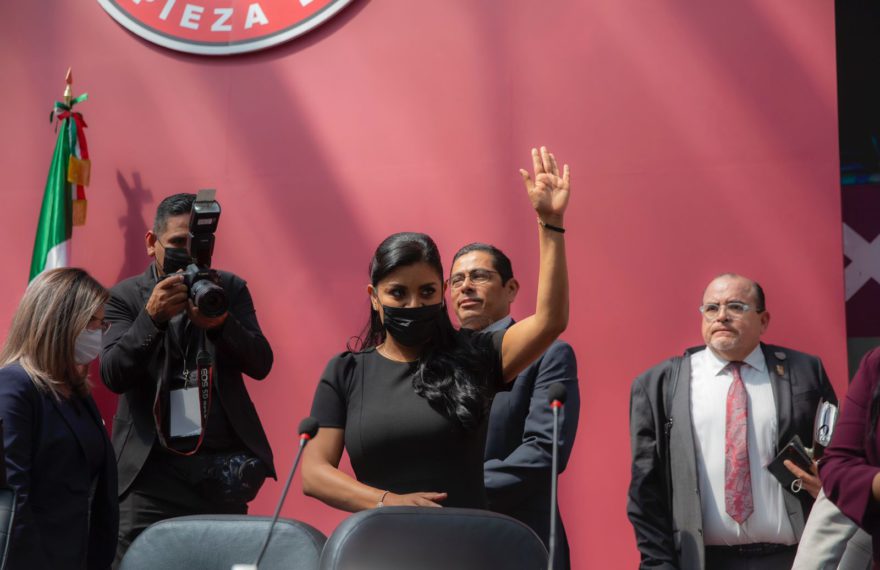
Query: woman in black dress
[{"left": 303, "top": 147, "right": 570, "bottom": 511}]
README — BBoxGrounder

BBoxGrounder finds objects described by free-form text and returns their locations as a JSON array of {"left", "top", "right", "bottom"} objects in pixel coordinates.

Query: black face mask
[
  {"left": 381, "top": 303, "right": 444, "bottom": 347},
  {"left": 161, "top": 243, "right": 191, "bottom": 275}
]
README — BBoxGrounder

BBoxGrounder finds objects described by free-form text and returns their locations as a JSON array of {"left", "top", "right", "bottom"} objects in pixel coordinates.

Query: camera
[{"left": 163, "top": 189, "right": 228, "bottom": 318}]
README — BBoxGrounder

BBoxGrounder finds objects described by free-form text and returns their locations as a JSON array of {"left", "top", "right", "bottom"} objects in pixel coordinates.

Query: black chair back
[
  {"left": 119, "top": 514, "right": 326, "bottom": 570},
  {"left": 320, "top": 507, "right": 548, "bottom": 570}
]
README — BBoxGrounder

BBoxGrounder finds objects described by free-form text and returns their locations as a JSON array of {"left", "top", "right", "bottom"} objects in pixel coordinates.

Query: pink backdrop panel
[{"left": 0, "top": 1, "right": 843, "bottom": 568}]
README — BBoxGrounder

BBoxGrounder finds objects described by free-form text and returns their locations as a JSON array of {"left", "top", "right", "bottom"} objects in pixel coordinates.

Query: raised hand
[{"left": 519, "top": 146, "right": 571, "bottom": 226}]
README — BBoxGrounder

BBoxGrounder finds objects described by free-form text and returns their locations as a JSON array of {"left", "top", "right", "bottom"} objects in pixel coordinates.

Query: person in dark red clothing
[{"left": 820, "top": 348, "right": 880, "bottom": 567}]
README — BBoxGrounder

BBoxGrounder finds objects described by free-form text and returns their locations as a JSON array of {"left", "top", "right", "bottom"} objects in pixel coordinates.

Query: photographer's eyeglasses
[
  {"left": 449, "top": 269, "right": 499, "bottom": 289},
  {"left": 698, "top": 302, "right": 763, "bottom": 321},
  {"left": 87, "top": 317, "right": 112, "bottom": 333}
]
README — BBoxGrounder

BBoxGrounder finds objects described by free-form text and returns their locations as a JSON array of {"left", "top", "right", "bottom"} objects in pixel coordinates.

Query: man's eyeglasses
[
  {"left": 698, "top": 302, "right": 763, "bottom": 321},
  {"left": 87, "top": 317, "right": 112, "bottom": 333},
  {"left": 449, "top": 269, "right": 499, "bottom": 289}
]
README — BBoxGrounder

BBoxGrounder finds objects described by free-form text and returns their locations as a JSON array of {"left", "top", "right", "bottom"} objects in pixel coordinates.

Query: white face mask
[{"left": 74, "top": 328, "right": 103, "bottom": 365}]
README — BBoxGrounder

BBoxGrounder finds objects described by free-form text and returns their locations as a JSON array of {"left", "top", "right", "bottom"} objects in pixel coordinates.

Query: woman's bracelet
[
  {"left": 376, "top": 490, "right": 390, "bottom": 508},
  {"left": 537, "top": 218, "right": 566, "bottom": 234}
]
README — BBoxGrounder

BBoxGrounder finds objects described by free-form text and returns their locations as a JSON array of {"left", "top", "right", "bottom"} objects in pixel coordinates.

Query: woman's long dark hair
[{"left": 350, "top": 232, "right": 492, "bottom": 431}]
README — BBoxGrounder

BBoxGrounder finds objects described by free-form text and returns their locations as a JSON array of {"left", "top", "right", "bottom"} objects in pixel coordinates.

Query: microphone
[
  {"left": 548, "top": 383, "right": 567, "bottom": 407},
  {"left": 547, "top": 383, "right": 567, "bottom": 570},
  {"left": 244, "top": 417, "right": 319, "bottom": 570}
]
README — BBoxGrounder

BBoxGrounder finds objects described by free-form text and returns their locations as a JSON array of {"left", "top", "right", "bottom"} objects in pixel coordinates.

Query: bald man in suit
[{"left": 627, "top": 274, "right": 836, "bottom": 570}]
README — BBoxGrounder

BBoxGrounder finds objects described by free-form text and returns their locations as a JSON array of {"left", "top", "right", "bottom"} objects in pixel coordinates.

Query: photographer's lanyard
[{"left": 153, "top": 327, "right": 214, "bottom": 456}]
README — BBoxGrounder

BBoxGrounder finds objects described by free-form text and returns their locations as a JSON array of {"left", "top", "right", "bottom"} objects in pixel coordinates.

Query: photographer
[{"left": 101, "top": 193, "right": 275, "bottom": 566}]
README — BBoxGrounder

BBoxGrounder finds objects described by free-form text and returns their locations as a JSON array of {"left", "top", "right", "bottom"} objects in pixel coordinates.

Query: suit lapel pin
[{"left": 774, "top": 352, "right": 786, "bottom": 376}]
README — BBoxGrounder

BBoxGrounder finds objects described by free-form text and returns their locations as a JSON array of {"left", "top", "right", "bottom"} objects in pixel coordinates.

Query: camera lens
[{"left": 191, "top": 280, "right": 228, "bottom": 318}]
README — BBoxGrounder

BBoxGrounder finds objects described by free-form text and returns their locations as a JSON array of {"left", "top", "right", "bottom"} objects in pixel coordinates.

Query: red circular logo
[{"left": 97, "top": 0, "right": 354, "bottom": 55}]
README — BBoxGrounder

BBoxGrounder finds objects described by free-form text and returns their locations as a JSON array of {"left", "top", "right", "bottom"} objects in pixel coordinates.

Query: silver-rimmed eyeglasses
[
  {"left": 87, "top": 317, "right": 112, "bottom": 333},
  {"left": 449, "top": 269, "right": 499, "bottom": 289},
  {"left": 698, "top": 302, "right": 763, "bottom": 321}
]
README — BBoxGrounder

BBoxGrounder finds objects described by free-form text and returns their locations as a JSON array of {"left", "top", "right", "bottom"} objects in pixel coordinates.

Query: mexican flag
[
  {"left": 29, "top": 86, "right": 89, "bottom": 281},
  {"left": 29, "top": 124, "right": 73, "bottom": 280}
]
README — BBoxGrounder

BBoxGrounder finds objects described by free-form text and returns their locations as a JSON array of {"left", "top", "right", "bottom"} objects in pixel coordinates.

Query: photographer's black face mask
[
  {"left": 161, "top": 242, "right": 191, "bottom": 275},
  {"left": 381, "top": 303, "right": 444, "bottom": 347}
]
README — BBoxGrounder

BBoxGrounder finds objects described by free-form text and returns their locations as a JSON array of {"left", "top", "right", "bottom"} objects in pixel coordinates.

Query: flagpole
[
  {"left": 29, "top": 68, "right": 82, "bottom": 281},
  {"left": 64, "top": 67, "right": 72, "bottom": 106}
]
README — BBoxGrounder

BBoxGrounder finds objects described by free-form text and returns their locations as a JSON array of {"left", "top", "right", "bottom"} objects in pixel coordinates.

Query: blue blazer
[
  {"left": 0, "top": 363, "right": 118, "bottom": 570},
  {"left": 483, "top": 317, "right": 580, "bottom": 570}
]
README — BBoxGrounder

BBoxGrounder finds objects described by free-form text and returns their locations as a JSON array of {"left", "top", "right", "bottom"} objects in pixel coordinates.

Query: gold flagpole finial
[{"left": 64, "top": 68, "right": 73, "bottom": 105}]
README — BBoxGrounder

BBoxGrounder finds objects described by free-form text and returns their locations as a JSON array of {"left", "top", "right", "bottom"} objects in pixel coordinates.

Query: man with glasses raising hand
[
  {"left": 627, "top": 273, "right": 836, "bottom": 570},
  {"left": 449, "top": 243, "right": 580, "bottom": 570}
]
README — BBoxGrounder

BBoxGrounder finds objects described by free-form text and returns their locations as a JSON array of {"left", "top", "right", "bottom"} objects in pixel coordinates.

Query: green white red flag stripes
[
  {"left": 29, "top": 90, "right": 89, "bottom": 281},
  {"left": 29, "top": 118, "right": 73, "bottom": 280}
]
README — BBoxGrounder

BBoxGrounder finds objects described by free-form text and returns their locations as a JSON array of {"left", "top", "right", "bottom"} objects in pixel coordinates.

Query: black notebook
[{"left": 766, "top": 434, "right": 812, "bottom": 494}]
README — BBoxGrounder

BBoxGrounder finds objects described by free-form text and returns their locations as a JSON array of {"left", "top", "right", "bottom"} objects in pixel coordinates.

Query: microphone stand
[
  {"left": 548, "top": 398, "right": 561, "bottom": 570},
  {"left": 248, "top": 419, "right": 317, "bottom": 569}
]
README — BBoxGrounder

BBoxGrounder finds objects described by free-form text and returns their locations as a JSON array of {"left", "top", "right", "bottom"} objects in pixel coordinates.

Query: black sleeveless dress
[{"left": 310, "top": 329, "right": 506, "bottom": 508}]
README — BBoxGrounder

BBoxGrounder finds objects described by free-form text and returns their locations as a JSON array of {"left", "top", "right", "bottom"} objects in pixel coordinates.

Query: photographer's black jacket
[{"left": 101, "top": 264, "right": 275, "bottom": 495}]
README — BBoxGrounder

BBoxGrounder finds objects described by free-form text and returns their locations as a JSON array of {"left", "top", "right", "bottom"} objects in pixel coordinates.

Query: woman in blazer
[
  {"left": 0, "top": 268, "right": 118, "bottom": 569},
  {"left": 820, "top": 347, "right": 880, "bottom": 568}
]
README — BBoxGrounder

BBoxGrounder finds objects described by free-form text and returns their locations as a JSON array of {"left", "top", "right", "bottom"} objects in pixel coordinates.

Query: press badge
[{"left": 170, "top": 372, "right": 202, "bottom": 438}]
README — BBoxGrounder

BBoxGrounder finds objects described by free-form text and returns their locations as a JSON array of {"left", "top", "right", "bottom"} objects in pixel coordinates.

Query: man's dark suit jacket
[
  {"left": 101, "top": 265, "right": 275, "bottom": 496},
  {"left": 483, "top": 317, "right": 580, "bottom": 570},
  {"left": 0, "top": 364, "right": 118, "bottom": 569},
  {"left": 627, "top": 343, "right": 837, "bottom": 570}
]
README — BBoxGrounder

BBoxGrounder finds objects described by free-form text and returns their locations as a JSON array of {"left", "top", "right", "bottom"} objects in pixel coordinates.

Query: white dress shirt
[{"left": 690, "top": 345, "right": 797, "bottom": 545}]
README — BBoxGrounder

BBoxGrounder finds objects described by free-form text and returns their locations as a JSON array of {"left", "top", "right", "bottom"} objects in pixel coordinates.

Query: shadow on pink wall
[{"left": 1, "top": 2, "right": 843, "bottom": 568}]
